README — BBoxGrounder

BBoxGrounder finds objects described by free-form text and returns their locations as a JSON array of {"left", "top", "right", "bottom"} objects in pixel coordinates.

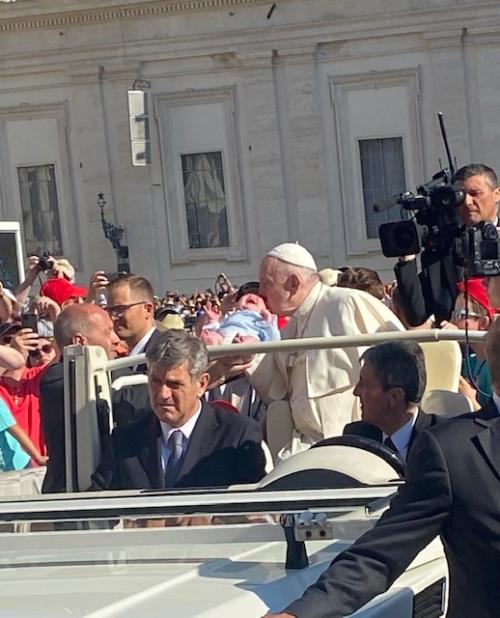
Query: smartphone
[
  {"left": 21, "top": 313, "right": 38, "bottom": 333},
  {"left": 215, "top": 273, "right": 233, "bottom": 299}
]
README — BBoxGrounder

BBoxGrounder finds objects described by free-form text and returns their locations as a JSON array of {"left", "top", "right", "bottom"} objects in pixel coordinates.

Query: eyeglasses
[
  {"left": 105, "top": 301, "right": 147, "bottom": 319},
  {"left": 451, "top": 309, "right": 484, "bottom": 321}
]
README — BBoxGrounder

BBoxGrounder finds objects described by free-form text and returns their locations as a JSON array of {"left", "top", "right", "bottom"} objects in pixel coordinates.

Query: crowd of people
[{"left": 0, "top": 161, "right": 499, "bottom": 616}]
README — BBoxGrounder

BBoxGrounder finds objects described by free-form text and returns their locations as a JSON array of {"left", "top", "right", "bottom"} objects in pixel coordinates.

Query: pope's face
[{"left": 258, "top": 258, "right": 297, "bottom": 316}]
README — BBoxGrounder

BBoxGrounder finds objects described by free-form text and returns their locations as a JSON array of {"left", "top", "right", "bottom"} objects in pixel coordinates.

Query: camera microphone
[{"left": 373, "top": 195, "right": 399, "bottom": 213}]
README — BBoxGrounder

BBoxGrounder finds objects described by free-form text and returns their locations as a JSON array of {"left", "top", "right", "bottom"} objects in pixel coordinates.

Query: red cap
[
  {"left": 456, "top": 278, "right": 497, "bottom": 318},
  {"left": 40, "top": 277, "right": 87, "bottom": 308}
]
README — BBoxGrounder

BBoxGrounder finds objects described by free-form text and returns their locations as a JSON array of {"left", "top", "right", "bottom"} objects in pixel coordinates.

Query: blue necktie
[
  {"left": 384, "top": 436, "right": 398, "bottom": 453},
  {"left": 165, "top": 430, "right": 184, "bottom": 488}
]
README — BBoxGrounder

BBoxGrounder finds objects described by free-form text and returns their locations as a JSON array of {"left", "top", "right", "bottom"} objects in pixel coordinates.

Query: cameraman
[{"left": 395, "top": 163, "right": 500, "bottom": 326}]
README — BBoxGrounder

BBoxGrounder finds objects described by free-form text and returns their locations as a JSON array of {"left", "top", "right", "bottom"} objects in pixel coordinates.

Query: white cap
[{"left": 266, "top": 242, "right": 318, "bottom": 271}]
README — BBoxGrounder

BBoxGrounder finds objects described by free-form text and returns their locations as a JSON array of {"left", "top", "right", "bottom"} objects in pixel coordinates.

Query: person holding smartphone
[{"left": 0, "top": 327, "right": 49, "bottom": 461}]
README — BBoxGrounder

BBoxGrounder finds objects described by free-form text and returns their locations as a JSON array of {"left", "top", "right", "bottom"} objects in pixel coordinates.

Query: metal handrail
[
  {"left": 106, "top": 328, "right": 485, "bottom": 371},
  {"left": 0, "top": 486, "right": 397, "bottom": 520}
]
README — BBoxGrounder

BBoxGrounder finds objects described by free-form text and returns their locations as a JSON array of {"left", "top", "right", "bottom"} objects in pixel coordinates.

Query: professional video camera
[{"left": 377, "top": 113, "right": 500, "bottom": 277}]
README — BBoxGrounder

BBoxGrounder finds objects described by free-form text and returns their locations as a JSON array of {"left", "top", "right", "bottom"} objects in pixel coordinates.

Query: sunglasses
[
  {"left": 29, "top": 344, "right": 54, "bottom": 357},
  {"left": 105, "top": 301, "right": 147, "bottom": 319}
]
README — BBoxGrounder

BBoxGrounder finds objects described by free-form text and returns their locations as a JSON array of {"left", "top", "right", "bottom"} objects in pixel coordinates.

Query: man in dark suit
[
  {"left": 341, "top": 340, "right": 441, "bottom": 461},
  {"left": 40, "top": 304, "right": 151, "bottom": 493},
  {"left": 264, "top": 322, "right": 500, "bottom": 618},
  {"left": 108, "top": 329, "right": 266, "bottom": 490},
  {"left": 394, "top": 163, "right": 500, "bottom": 326},
  {"left": 106, "top": 274, "right": 162, "bottom": 371}
]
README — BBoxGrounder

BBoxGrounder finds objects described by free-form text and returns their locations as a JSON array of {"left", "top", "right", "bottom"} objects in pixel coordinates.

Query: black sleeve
[
  {"left": 419, "top": 252, "right": 460, "bottom": 324},
  {"left": 39, "top": 371, "right": 66, "bottom": 494},
  {"left": 394, "top": 259, "right": 429, "bottom": 326},
  {"left": 111, "top": 383, "right": 151, "bottom": 427},
  {"left": 283, "top": 430, "right": 452, "bottom": 618},
  {"left": 235, "top": 419, "right": 266, "bottom": 484}
]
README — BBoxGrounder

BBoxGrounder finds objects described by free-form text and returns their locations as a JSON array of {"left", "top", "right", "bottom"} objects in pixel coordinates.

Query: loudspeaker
[{"left": 128, "top": 90, "right": 151, "bottom": 166}]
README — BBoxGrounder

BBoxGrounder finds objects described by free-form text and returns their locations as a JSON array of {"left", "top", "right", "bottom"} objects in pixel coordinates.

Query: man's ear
[
  {"left": 197, "top": 372, "right": 210, "bottom": 396},
  {"left": 285, "top": 273, "right": 301, "bottom": 295},
  {"left": 72, "top": 334, "right": 86, "bottom": 346},
  {"left": 388, "top": 387, "right": 405, "bottom": 408},
  {"left": 479, "top": 315, "right": 491, "bottom": 331}
]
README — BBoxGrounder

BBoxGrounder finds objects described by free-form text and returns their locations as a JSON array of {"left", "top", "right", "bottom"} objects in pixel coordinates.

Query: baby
[{"left": 199, "top": 290, "right": 280, "bottom": 345}]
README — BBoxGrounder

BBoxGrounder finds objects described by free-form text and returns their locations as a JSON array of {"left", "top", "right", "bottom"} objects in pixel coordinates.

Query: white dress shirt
[
  {"left": 159, "top": 402, "right": 202, "bottom": 473},
  {"left": 383, "top": 411, "right": 418, "bottom": 461},
  {"left": 129, "top": 327, "right": 156, "bottom": 357}
]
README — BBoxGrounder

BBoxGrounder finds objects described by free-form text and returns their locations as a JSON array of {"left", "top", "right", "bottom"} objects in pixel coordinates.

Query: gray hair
[
  {"left": 361, "top": 340, "right": 426, "bottom": 405},
  {"left": 455, "top": 163, "right": 498, "bottom": 189},
  {"left": 146, "top": 329, "right": 208, "bottom": 377}
]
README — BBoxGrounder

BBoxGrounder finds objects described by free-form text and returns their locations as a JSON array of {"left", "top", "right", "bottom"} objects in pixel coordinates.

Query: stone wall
[{"left": 0, "top": 0, "right": 499, "bottom": 291}]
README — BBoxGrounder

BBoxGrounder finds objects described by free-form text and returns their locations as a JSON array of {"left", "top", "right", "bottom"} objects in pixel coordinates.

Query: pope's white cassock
[{"left": 246, "top": 281, "right": 404, "bottom": 456}]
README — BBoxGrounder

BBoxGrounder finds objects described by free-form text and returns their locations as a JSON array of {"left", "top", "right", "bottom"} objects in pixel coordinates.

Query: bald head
[
  {"left": 54, "top": 303, "right": 119, "bottom": 359},
  {"left": 258, "top": 256, "right": 319, "bottom": 315}
]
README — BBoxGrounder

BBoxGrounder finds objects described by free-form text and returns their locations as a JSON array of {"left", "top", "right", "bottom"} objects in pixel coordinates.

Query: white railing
[{"left": 106, "top": 328, "right": 485, "bottom": 372}]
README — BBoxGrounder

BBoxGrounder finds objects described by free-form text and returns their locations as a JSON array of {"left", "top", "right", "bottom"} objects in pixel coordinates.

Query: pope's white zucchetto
[{"left": 266, "top": 242, "right": 318, "bottom": 272}]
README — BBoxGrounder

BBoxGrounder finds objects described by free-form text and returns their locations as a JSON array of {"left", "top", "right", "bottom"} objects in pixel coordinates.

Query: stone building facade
[{"left": 0, "top": 0, "right": 499, "bottom": 292}]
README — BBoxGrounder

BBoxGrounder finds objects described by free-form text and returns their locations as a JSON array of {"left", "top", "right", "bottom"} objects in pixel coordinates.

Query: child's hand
[
  {"left": 199, "top": 329, "right": 224, "bottom": 346},
  {"left": 259, "top": 309, "right": 273, "bottom": 323},
  {"left": 439, "top": 320, "right": 458, "bottom": 330},
  {"left": 34, "top": 454, "right": 49, "bottom": 466}
]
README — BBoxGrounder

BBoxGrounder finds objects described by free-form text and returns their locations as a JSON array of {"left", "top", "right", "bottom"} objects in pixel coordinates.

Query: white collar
[
  {"left": 384, "top": 410, "right": 418, "bottom": 460},
  {"left": 159, "top": 401, "right": 202, "bottom": 445},
  {"left": 491, "top": 391, "right": 500, "bottom": 415},
  {"left": 294, "top": 281, "right": 323, "bottom": 320},
  {"left": 129, "top": 327, "right": 156, "bottom": 357}
]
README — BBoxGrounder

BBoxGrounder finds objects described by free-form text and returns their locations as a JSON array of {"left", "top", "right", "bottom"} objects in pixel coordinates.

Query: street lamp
[{"left": 97, "top": 192, "right": 130, "bottom": 273}]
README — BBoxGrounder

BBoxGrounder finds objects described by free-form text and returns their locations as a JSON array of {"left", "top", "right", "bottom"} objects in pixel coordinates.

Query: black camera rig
[{"left": 378, "top": 113, "right": 500, "bottom": 277}]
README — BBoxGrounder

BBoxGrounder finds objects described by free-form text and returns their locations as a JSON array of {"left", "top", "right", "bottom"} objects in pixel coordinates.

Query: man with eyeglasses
[
  {"left": 106, "top": 275, "right": 161, "bottom": 368},
  {"left": 440, "top": 277, "right": 496, "bottom": 409}
]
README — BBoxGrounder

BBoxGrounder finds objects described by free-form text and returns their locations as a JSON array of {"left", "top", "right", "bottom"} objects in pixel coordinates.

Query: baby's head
[
  {"left": 235, "top": 292, "right": 267, "bottom": 313},
  {"left": 234, "top": 281, "right": 265, "bottom": 312}
]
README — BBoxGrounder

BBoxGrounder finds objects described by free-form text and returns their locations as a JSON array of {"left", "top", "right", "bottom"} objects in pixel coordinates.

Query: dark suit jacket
[
  {"left": 107, "top": 401, "right": 266, "bottom": 490},
  {"left": 134, "top": 328, "right": 163, "bottom": 373},
  {"left": 285, "top": 400, "right": 500, "bottom": 618},
  {"left": 394, "top": 253, "right": 460, "bottom": 326},
  {"left": 39, "top": 361, "right": 151, "bottom": 493},
  {"left": 342, "top": 409, "right": 441, "bottom": 457}
]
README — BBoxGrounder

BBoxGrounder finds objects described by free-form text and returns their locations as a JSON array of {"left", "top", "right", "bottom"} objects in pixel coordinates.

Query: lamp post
[{"left": 97, "top": 192, "right": 130, "bottom": 274}]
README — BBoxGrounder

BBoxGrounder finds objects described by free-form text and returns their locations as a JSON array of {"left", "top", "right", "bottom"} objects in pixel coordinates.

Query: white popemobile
[{"left": 0, "top": 330, "right": 480, "bottom": 617}]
